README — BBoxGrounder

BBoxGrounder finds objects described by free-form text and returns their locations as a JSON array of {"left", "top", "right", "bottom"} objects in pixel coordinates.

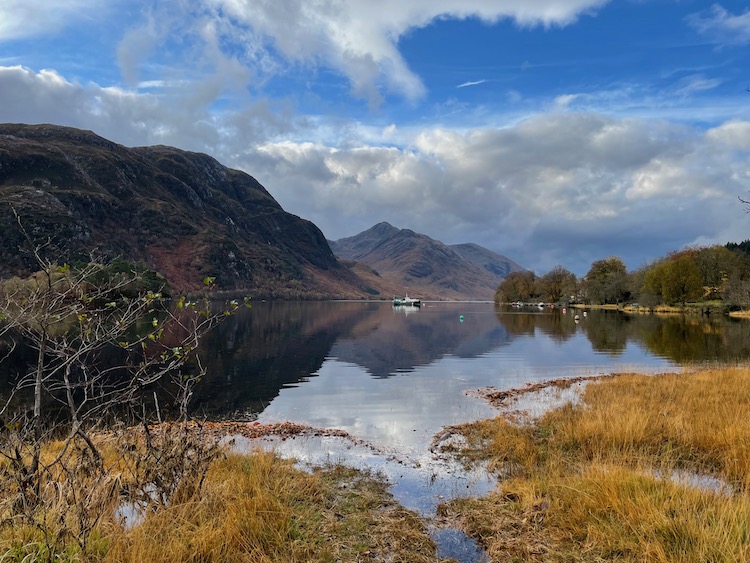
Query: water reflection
[
  {"left": 188, "top": 301, "right": 518, "bottom": 417},
  {"left": 3, "top": 302, "right": 750, "bottom": 421},
  {"left": 192, "top": 301, "right": 354, "bottom": 417},
  {"left": 493, "top": 305, "right": 750, "bottom": 362},
  {"left": 638, "top": 315, "right": 750, "bottom": 363},
  {"left": 331, "top": 303, "right": 511, "bottom": 378}
]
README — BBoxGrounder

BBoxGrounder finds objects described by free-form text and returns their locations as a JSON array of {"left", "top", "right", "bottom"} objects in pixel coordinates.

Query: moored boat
[{"left": 393, "top": 294, "right": 421, "bottom": 307}]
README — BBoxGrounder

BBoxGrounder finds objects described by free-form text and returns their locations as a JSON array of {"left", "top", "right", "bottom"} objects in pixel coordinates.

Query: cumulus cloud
[
  {"left": 235, "top": 112, "right": 750, "bottom": 273},
  {"left": 1, "top": 62, "right": 748, "bottom": 275},
  {"left": 0, "top": 65, "right": 296, "bottom": 151},
  {"left": 707, "top": 120, "right": 750, "bottom": 150}
]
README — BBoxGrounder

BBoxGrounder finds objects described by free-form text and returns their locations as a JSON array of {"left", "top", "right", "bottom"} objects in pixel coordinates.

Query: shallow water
[
  {"left": 188, "top": 300, "right": 749, "bottom": 422},
  {"left": 431, "top": 528, "right": 490, "bottom": 563},
  {"left": 230, "top": 432, "right": 497, "bottom": 562}
]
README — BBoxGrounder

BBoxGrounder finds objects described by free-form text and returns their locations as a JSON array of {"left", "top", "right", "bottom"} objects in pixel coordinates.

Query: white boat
[{"left": 393, "top": 294, "right": 421, "bottom": 307}]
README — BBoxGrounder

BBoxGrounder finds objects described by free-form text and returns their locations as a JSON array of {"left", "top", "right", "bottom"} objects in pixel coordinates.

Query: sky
[{"left": 1, "top": 0, "right": 750, "bottom": 275}]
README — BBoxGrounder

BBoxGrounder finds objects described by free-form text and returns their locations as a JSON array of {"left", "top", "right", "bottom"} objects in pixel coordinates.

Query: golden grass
[
  {"left": 445, "top": 366, "right": 750, "bottom": 562},
  {"left": 105, "top": 452, "right": 318, "bottom": 563},
  {"left": 0, "top": 443, "right": 442, "bottom": 562},
  {"left": 107, "top": 452, "right": 440, "bottom": 563}
]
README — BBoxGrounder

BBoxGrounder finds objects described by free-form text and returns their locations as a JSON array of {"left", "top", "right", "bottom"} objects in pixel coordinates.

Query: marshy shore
[{"left": 3, "top": 365, "right": 750, "bottom": 562}]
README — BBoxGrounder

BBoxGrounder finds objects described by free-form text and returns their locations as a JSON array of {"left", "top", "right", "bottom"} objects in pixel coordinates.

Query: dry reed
[{"left": 445, "top": 365, "right": 750, "bottom": 562}]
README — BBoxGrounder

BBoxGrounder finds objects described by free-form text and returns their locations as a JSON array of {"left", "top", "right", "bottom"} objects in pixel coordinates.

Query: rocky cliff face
[
  {"left": 0, "top": 124, "right": 375, "bottom": 298},
  {"left": 329, "top": 223, "right": 526, "bottom": 300}
]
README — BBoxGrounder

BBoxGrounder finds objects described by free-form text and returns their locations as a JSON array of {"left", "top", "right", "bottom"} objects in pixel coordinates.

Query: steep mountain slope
[
  {"left": 0, "top": 123, "right": 381, "bottom": 298},
  {"left": 329, "top": 223, "right": 525, "bottom": 300},
  {"left": 449, "top": 243, "right": 525, "bottom": 279}
]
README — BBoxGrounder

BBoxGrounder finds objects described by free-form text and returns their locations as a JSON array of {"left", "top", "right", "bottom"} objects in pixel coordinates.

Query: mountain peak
[
  {"left": 369, "top": 222, "right": 399, "bottom": 237},
  {"left": 330, "top": 224, "right": 525, "bottom": 300}
]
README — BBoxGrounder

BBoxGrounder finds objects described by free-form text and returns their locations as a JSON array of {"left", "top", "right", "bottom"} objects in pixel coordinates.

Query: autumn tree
[
  {"left": 724, "top": 271, "right": 750, "bottom": 308},
  {"left": 643, "top": 253, "right": 703, "bottom": 306},
  {"left": 494, "top": 270, "right": 537, "bottom": 303},
  {"left": 692, "top": 245, "right": 750, "bottom": 300},
  {"left": 537, "top": 265, "right": 577, "bottom": 304},
  {"left": 627, "top": 262, "right": 654, "bottom": 306}
]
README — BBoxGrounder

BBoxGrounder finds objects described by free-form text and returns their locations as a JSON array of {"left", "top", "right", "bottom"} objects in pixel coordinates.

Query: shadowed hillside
[{"left": 0, "top": 124, "right": 387, "bottom": 298}]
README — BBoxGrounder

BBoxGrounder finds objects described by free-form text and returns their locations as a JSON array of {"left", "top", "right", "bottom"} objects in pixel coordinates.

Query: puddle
[
  {"left": 431, "top": 528, "right": 490, "bottom": 563},
  {"left": 114, "top": 482, "right": 159, "bottom": 531},
  {"left": 654, "top": 468, "right": 734, "bottom": 496},
  {"left": 115, "top": 501, "right": 147, "bottom": 530}
]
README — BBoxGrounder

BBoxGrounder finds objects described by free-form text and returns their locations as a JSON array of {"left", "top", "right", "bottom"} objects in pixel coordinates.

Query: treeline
[{"left": 495, "top": 242, "right": 750, "bottom": 310}]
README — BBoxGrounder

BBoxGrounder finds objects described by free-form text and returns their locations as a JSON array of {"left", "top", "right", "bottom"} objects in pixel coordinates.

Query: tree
[
  {"left": 726, "top": 239, "right": 750, "bottom": 258},
  {"left": 494, "top": 271, "right": 537, "bottom": 303},
  {"left": 643, "top": 252, "right": 703, "bottom": 305},
  {"left": 584, "top": 256, "right": 629, "bottom": 305},
  {"left": 659, "top": 255, "right": 703, "bottom": 305},
  {"left": 0, "top": 210, "right": 242, "bottom": 554},
  {"left": 537, "top": 265, "right": 577, "bottom": 304},
  {"left": 629, "top": 261, "right": 659, "bottom": 308},
  {"left": 692, "top": 245, "right": 750, "bottom": 300}
]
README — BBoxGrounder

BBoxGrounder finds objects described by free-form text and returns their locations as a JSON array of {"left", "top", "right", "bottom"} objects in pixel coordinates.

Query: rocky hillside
[
  {"left": 449, "top": 243, "right": 525, "bottom": 279},
  {"left": 329, "top": 223, "right": 525, "bottom": 300},
  {"left": 0, "top": 124, "right": 382, "bottom": 298}
]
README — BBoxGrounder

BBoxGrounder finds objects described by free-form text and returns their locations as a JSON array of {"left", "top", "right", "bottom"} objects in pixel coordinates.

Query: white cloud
[
  {"left": 457, "top": 80, "right": 486, "bottom": 88},
  {"left": 108, "top": 0, "right": 610, "bottom": 107},
  {"left": 233, "top": 112, "right": 749, "bottom": 273},
  {"left": 0, "top": 65, "right": 295, "bottom": 150},
  {"left": 706, "top": 120, "right": 750, "bottom": 150},
  {"left": 0, "top": 0, "right": 114, "bottom": 41},
  {"left": 675, "top": 75, "right": 722, "bottom": 96},
  {"left": 688, "top": 4, "right": 750, "bottom": 45},
  {"left": 553, "top": 93, "right": 580, "bottom": 108}
]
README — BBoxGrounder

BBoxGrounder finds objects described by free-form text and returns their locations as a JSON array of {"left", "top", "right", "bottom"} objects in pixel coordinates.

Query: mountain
[
  {"left": 449, "top": 243, "right": 525, "bottom": 279},
  {"left": 0, "top": 123, "right": 383, "bottom": 298},
  {"left": 329, "top": 222, "right": 525, "bottom": 300}
]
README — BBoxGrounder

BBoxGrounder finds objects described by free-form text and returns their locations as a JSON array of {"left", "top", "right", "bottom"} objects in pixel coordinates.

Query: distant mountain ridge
[{"left": 329, "top": 222, "right": 525, "bottom": 300}]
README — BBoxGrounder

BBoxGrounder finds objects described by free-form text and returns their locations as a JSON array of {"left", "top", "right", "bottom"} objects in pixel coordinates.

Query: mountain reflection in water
[
  {"left": 3, "top": 301, "right": 749, "bottom": 422},
  {"left": 184, "top": 301, "right": 750, "bottom": 420}
]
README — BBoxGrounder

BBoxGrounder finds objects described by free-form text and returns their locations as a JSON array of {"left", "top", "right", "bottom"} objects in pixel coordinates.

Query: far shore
[{"left": 566, "top": 301, "right": 750, "bottom": 316}]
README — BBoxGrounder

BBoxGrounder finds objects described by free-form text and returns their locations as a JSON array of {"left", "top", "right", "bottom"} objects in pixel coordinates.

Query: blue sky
[{"left": 2, "top": 0, "right": 750, "bottom": 275}]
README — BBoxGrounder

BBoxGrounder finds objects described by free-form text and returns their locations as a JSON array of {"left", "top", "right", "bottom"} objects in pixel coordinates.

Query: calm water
[{"left": 192, "top": 300, "right": 750, "bottom": 427}]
